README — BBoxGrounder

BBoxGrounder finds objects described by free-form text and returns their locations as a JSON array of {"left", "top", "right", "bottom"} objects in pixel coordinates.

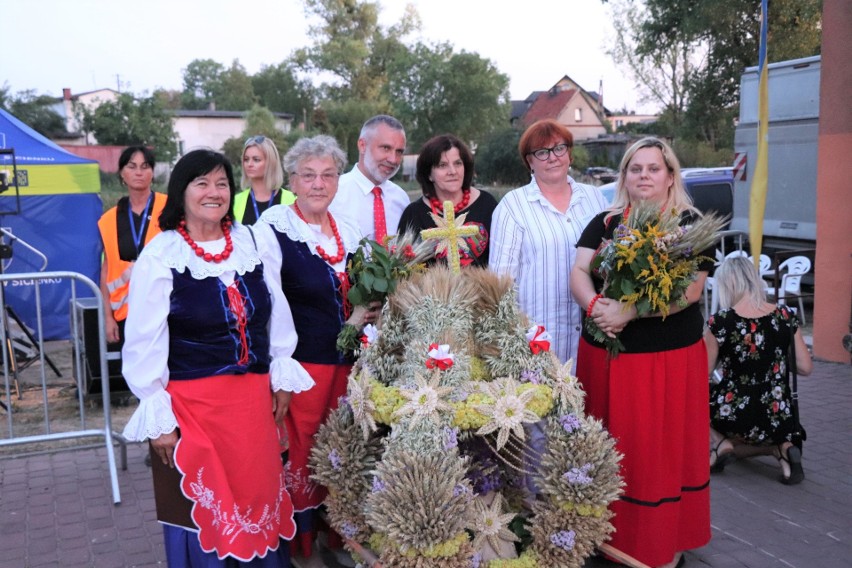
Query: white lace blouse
[
  {"left": 253, "top": 203, "right": 362, "bottom": 276},
  {"left": 120, "top": 222, "right": 314, "bottom": 442}
]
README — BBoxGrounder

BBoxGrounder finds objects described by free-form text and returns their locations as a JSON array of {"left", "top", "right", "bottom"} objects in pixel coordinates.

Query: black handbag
[{"left": 788, "top": 336, "right": 807, "bottom": 451}]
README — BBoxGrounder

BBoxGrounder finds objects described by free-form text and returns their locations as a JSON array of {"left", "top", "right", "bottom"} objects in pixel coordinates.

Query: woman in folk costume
[
  {"left": 253, "top": 135, "right": 380, "bottom": 559},
  {"left": 121, "top": 149, "right": 313, "bottom": 567}
]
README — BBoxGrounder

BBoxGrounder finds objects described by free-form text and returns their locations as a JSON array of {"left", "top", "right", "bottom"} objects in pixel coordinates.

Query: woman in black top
[
  {"left": 570, "top": 137, "right": 712, "bottom": 568},
  {"left": 397, "top": 134, "right": 496, "bottom": 267}
]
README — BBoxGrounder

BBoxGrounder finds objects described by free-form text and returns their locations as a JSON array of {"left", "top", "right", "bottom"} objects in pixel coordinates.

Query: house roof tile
[{"left": 522, "top": 88, "right": 576, "bottom": 125}]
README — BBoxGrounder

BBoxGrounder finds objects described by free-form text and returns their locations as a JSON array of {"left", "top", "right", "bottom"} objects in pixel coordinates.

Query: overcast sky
[{"left": 3, "top": 0, "right": 656, "bottom": 113}]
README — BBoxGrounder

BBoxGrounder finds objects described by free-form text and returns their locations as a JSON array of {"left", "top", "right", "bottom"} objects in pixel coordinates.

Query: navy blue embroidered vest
[
  {"left": 167, "top": 265, "right": 271, "bottom": 380},
  {"left": 273, "top": 230, "right": 353, "bottom": 365}
]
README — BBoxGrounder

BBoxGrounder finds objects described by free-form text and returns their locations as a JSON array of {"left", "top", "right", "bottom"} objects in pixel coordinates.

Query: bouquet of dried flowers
[
  {"left": 336, "top": 232, "right": 433, "bottom": 356},
  {"left": 586, "top": 201, "right": 726, "bottom": 357}
]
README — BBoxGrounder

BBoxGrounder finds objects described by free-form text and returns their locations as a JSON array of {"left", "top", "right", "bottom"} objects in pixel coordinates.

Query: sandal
[
  {"left": 778, "top": 444, "right": 805, "bottom": 485},
  {"left": 710, "top": 438, "right": 736, "bottom": 473}
]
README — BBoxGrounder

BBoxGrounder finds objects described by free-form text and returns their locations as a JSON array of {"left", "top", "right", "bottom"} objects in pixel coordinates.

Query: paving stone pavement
[{"left": 1, "top": 359, "right": 849, "bottom": 568}]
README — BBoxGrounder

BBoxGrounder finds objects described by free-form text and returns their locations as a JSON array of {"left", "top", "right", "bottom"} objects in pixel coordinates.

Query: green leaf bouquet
[{"left": 336, "top": 233, "right": 433, "bottom": 356}]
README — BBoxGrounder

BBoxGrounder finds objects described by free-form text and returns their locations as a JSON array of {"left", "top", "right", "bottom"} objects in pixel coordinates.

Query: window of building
[{"left": 574, "top": 108, "right": 582, "bottom": 122}]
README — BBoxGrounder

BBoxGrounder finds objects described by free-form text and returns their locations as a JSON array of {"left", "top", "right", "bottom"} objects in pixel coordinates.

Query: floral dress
[{"left": 708, "top": 306, "right": 800, "bottom": 445}]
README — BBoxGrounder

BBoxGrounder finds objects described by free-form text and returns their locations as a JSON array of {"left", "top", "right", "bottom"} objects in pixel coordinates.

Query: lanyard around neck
[
  {"left": 128, "top": 192, "right": 154, "bottom": 254},
  {"left": 251, "top": 188, "right": 278, "bottom": 220}
]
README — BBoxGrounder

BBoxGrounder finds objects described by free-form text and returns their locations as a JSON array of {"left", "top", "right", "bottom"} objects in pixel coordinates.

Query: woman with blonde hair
[
  {"left": 571, "top": 137, "right": 713, "bottom": 567},
  {"left": 705, "top": 256, "right": 812, "bottom": 484},
  {"left": 234, "top": 135, "right": 295, "bottom": 225}
]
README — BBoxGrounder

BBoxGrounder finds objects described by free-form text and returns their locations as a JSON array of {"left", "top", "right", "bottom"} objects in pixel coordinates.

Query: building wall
[
  {"left": 812, "top": 0, "right": 852, "bottom": 363},
  {"left": 173, "top": 116, "right": 293, "bottom": 155},
  {"left": 173, "top": 116, "right": 245, "bottom": 154},
  {"left": 58, "top": 145, "right": 126, "bottom": 173},
  {"left": 555, "top": 96, "right": 607, "bottom": 141},
  {"left": 609, "top": 114, "right": 659, "bottom": 130}
]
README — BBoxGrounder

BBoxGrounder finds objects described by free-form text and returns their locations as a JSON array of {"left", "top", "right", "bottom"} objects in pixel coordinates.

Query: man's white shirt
[{"left": 330, "top": 165, "right": 411, "bottom": 240}]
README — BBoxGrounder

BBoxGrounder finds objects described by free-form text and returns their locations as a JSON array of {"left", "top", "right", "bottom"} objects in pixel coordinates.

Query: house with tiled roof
[{"left": 514, "top": 76, "right": 610, "bottom": 140}]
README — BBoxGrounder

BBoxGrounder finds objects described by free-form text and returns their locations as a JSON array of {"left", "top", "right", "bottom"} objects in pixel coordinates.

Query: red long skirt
[
  {"left": 283, "top": 362, "right": 351, "bottom": 556},
  {"left": 577, "top": 339, "right": 711, "bottom": 567},
  {"left": 166, "top": 373, "right": 296, "bottom": 561}
]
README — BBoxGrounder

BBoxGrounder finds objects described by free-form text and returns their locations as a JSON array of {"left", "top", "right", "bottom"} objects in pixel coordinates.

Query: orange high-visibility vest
[{"left": 98, "top": 192, "right": 167, "bottom": 321}]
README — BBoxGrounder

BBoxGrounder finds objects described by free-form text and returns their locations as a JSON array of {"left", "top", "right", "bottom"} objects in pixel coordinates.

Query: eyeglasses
[
  {"left": 528, "top": 143, "right": 570, "bottom": 161},
  {"left": 291, "top": 172, "right": 339, "bottom": 184},
  {"left": 244, "top": 135, "right": 266, "bottom": 147}
]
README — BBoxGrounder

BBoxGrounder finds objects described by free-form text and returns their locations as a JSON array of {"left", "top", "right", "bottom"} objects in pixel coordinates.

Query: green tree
[
  {"left": 387, "top": 42, "right": 511, "bottom": 149},
  {"left": 295, "top": 0, "right": 419, "bottom": 101},
  {"left": 318, "top": 98, "right": 386, "bottom": 164},
  {"left": 152, "top": 88, "right": 183, "bottom": 110},
  {"left": 570, "top": 145, "right": 591, "bottom": 173},
  {"left": 181, "top": 58, "right": 226, "bottom": 110},
  {"left": 82, "top": 93, "right": 178, "bottom": 161},
  {"left": 1, "top": 89, "right": 66, "bottom": 137},
  {"left": 605, "top": 0, "right": 697, "bottom": 130},
  {"left": 180, "top": 58, "right": 257, "bottom": 111},
  {"left": 475, "top": 128, "right": 528, "bottom": 187},
  {"left": 633, "top": 0, "right": 821, "bottom": 148},
  {"left": 252, "top": 61, "right": 317, "bottom": 122},
  {"left": 217, "top": 60, "right": 257, "bottom": 110}
]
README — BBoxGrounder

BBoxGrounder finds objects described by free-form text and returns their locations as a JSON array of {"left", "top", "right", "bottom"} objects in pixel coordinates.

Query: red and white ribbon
[
  {"left": 426, "top": 343, "right": 454, "bottom": 370},
  {"left": 526, "top": 325, "right": 552, "bottom": 355},
  {"left": 360, "top": 324, "right": 379, "bottom": 347}
]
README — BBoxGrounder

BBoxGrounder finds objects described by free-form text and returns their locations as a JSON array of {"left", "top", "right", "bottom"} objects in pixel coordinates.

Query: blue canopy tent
[{"left": 0, "top": 108, "right": 102, "bottom": 340}]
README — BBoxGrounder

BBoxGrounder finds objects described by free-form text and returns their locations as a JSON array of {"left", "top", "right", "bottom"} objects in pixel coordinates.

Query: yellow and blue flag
[{"left": 749, "top": 0, "right": 769, "bottom": 266}]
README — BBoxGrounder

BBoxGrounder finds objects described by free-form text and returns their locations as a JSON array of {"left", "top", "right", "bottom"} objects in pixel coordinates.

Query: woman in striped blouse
[{"left": 489, "top": 119, "right": 608, "bottom": 363}]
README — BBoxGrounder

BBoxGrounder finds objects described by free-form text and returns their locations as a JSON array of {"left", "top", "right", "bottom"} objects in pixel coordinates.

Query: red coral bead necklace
[
  {"left": 177, "top": 219, "right": 234, "bottom": 263},
  {"left": 293, "top": 203, "right": 345, "bottom": 264},
  {"left": 429, "top": 188, "right": 470, "bottom": 216}
]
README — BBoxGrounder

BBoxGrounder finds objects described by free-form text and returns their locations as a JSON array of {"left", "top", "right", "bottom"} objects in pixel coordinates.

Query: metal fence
[{"left": 0, "top": 271, "right": 126, "bottom": 504}]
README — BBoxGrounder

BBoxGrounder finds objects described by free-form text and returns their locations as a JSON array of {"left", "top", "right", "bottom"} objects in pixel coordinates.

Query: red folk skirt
[
  {"left": 283, "top": 362, "right": 351, "bottom": 556},
  {"left": 155, "top": 373, "right": 296, "bottom": 561},
  {"left": 577, "top": 338, "right": 711, "bottom": 567}
]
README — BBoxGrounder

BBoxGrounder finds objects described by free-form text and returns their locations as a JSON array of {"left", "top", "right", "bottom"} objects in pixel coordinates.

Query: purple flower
[
  {"left": 371, "top": 476, "right": 386, "bottom": 493},
  {"left": 453, "top": 484, "right": 472, "bottom": 497},
  {"left": 338, "top": 395, "right": 349, "bottom": 408},
  {"left": 550, "top": 530, "right": 576, "bottom": 551},
  {"left": 558, "top": 413, "right": 582, "bottom": 433},
  {"left": 563, "top": 463, "right": 594, "bottom": 485},
  {"left": 471, "top": 552, "right": 482, "bottom": 568},
  {"left": 328, "top": 449, "right": 341, "bottom": 470},
  {"left": 520, "top": 369, "right": 542, "bottom": 384},
  {"left": 340, "top": 521, "right": 358, "bottom": 539},
  {"left": 443, "top": 426, "right": 459, "bottom": 450}
]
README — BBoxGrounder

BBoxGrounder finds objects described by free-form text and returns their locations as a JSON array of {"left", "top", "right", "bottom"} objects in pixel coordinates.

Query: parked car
[
  {"left": 584, "top": 166, "right": 618, "bottom": 183},
  {"left": 598, "top": 183, "right": 616, "bottom": 205}
]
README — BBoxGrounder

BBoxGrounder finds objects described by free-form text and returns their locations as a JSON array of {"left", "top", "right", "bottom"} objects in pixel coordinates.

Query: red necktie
[{"left": 372, "top": 186, "right": 387, "bottom": 244}]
